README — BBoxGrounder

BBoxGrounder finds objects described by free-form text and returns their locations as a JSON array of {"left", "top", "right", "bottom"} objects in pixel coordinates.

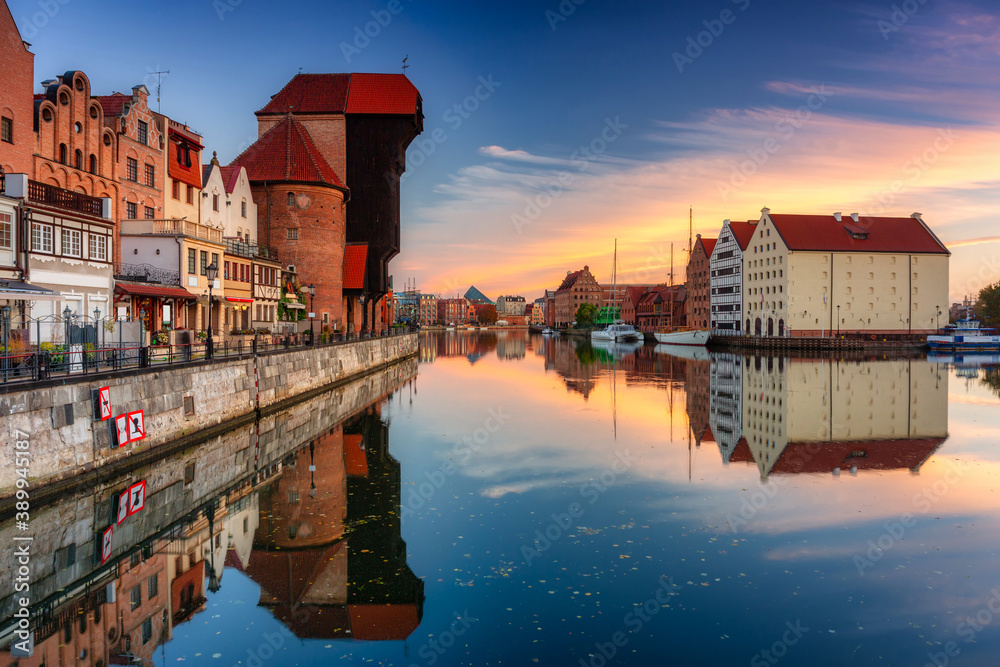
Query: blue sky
[{"left": 10, "top": 0, "right": 1000, "bottom": 300}]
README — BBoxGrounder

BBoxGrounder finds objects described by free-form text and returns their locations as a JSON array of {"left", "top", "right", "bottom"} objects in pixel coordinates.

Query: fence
[{"left": 0, "top": 325, "right": 418, "bottom": 385}]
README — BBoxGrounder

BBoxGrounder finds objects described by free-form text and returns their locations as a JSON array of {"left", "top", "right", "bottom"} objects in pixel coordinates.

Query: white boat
[
  {"left": 654, "top": 343, "right": 710, "bottom": 361},
  {"left": 653, "top": 329, "right": 711, "bottom": 346},
  {"left": 541, "top": 327, "right": 559, "bottom": 336},
  {"left": 927, "top": 319, "right": 1000, "bottom": 351},
  {"left": 592, "top": 323, "right": 643, "bottom": 342}
]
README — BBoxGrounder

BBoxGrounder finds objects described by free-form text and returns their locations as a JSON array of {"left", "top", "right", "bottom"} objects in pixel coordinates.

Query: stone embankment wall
[{"left": 0, "top": 334, "right": 417, "bottom": 496}]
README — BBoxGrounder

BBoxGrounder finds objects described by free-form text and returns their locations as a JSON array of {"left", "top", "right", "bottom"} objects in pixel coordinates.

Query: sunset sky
[{"left": 13, "top": 0, "right": 1000, "bottom": 302}]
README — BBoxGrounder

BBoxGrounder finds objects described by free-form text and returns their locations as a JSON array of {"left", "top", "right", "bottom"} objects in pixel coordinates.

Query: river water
[{"left": 3, "top": 330, "right": 1000, "bottom": 666}]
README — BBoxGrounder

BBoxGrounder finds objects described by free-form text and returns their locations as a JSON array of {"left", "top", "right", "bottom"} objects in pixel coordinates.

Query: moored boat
[
  {"left": 927, "top": 319, "right": 1000, "bottom": 351},
  {"left": 653, "top": 329, "right": 711, "bottom": 346}
]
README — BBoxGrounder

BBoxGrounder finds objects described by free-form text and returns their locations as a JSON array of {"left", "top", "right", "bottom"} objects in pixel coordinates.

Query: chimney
[
  {"left": 761, "top": 207, "right": 770, "bottom": 215},
  {"left": 850, "top": 213, "right": 859, "bottom": 222},
  {"left": 41, "top": 79, "right": 56, "bottom": 88},
  {"left": 833, "top": 212, "right": 842, "bottom": 222},
  {"left": 911, "top": 212, "right": 923, "bottom": 221}
]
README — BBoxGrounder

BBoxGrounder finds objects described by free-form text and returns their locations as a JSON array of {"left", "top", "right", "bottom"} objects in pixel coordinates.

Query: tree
[
  {"left": 978, "top": 281, "right": 1000, "bottom": 329},
  {"left": 477, "top": 304, "right": 498, "bottom": 324},
  {"left": 575, "top": 302, "right": 598, "bottom": 329}
]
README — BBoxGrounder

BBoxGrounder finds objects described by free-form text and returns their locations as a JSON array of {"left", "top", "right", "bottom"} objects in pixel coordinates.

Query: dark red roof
[
  {"left": 767, "top": 214, "right": 950, "bottom": 254},
  {"left": 727, "top": 220, "right": 757, "bottom": 251},
  {"left": 729, "top": 437, "right": 754, "bottom": 463},
  {"left": 770, "top": 438, "right": 946, "bottom": 475},
  {"left": 115, "top": 283, "right": 196, "bottom": 300},
  {"left": 625, "top": 285, "right": 648, "bottom": 308},
  {"left": 257, "top": 73, "right": 420, "bottom": 117},
  {"left": 230, "top": 116, "right": 345, "bottom": 188},
  {"left": 342, "top": 244, "right": 368, "bottom": 291},
  {"left": 94, "top": 93, "right": 130, "bottom": 117},
  {"left": 219, "top": 165, "right": 242, "bottom": 194},
  {"left": 697, "top": 237, "right": 717, "bottom": 258},
  {"left": 556, "top": 270, "right": 584, "bottom": 293}
]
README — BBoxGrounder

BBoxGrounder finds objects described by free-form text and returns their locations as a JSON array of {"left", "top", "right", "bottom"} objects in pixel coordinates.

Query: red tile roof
[
  {"left": 94, "top": 93, "right": 130, "bottom": 117},
  {"left": 727, "top": 220, "right": 757, "bottom": 251},
  {"left": 219, "top": 165, "right": 242, "bottom": 194},
  {"left": 257, "top": 73, "right": 420, "bottom": 117},
  {"left": 556, "top": 270, "right": 584, "bottom": 293},
  {"left": 729, "top": 437, "right": 755, "bottom": 463},
  {"left": 697, "top": 237, "right": 717, "bottom": 258},
  {"left": 770, "top": 438, "right": 946, "bottom": 475},
  {"left": 342, "top": 243, "right": 368, "bottom": 291},
  {"left": 767, "top": 214, "right": 950, "bottom": 254},
  {"left": 230, "top": 116, "right": 346, "bottom": 188}
]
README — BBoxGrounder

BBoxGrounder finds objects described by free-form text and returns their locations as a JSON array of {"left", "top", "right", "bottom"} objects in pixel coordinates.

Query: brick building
[
  {"left": 686, "top": 235, "right": 715, "bottom": 330},
  {"left": 437, "top": 297, "right": 468, "bottom": 325},
  {"left": 554, "top": 266, "right": 601, "bottom": 327},
  {"left": 249, "top": 73, "right": 424, "bottom": 333},
  {"left": 0, "top": 1, "right": 33, "bottom": 175}
]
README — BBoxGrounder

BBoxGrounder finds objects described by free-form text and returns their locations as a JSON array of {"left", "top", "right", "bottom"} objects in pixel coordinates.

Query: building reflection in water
[
  {"left": 0, "top": 387, "right": 421, "bottom": 664},
  {"left": 246, "top": 407, "right": 424, "bottom": 640},
  {"left": 691, "top": 352, "right": 949, "bottom": 479}
]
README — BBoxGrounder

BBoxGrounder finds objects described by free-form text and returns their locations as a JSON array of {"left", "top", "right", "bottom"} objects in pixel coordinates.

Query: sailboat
[
  {"left": 653, "top": 210, "right": 711, "bottom": 347},
  {"left": 592, "top": 240, "right": 642, "bottom": 342}
]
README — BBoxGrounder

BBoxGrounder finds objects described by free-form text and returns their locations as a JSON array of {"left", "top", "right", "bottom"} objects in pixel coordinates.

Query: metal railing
[
  {"left": 114, "top": 262, "right": 182, "bottom": 286},
  {"left": 223, "top": 238, "right": 280, "bottom": 262}
]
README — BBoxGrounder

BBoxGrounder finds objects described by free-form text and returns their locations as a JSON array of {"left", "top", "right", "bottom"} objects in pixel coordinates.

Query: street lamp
[
  {"left": 836, "top": 304, "right": 840, "bottom": 337},
  {"left": 308, "top": 284, "right": 316, "bottom": 345},
  {"left": 1, "top": 304, "right": 10, "bottom": 376},
  {"left": 63, "top": 305, "right": 72, "bottom": 346},
  {"left": 936, "top": 305, "right": 941, "bottom": 330},
  {"left": 206, "top": 262, "right": 218, "bottom": 359}
]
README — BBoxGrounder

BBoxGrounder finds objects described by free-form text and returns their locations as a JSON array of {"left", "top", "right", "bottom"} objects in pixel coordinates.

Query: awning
[
  {"left": 0, "top": 280, "right": 62, "bottom": 301},
  {"left": 285, "top": 302, "right": 305, "bottom": 310},
  {"left": 115, "top": 282, "right": 197, "bottom": 300},
  {"left": 226, "top": 297, "right": 253, "bottom": 303}
]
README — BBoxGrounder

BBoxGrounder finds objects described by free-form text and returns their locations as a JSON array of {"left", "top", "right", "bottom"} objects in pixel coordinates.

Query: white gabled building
[{"left": 709, "top": 219, "right": 755, "bottom": 333}]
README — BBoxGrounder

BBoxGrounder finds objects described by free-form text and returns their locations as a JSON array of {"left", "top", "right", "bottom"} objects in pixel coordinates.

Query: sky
[{"left": 9, "top": 0, "right": 1000, "bottom": 303}]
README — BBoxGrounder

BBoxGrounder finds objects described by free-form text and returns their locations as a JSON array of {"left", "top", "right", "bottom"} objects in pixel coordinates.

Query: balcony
[
  {"left": 223, "top": 238, "right": 280, "bottom": 262},
  {"left": 121, "top": 218, "right": 223, "bottom": 244},
  {"left": 27, "top": 179, "right": 104, "bottom": 217},
  {"left": 114, "top": 262, "right": 181, "bottom": 286}
]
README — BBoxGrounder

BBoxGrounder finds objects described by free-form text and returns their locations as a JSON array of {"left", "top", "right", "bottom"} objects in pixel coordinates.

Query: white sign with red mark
[
  {"left": 128, "top": 481, "right": 146, "bottom": 515},
  {"left": 100, "top": 526, "right": 114, "bottom": 564}
]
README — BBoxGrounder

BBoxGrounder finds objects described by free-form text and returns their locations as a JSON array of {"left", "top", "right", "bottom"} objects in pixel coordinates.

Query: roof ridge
[{"left": 285, "top": 114, "right": 293, "bottom": 181}]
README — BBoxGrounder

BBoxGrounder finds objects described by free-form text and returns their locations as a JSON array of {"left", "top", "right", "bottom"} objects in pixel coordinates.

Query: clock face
[{"left": 296, "top": 194, "right": 311, "bottom": 210}]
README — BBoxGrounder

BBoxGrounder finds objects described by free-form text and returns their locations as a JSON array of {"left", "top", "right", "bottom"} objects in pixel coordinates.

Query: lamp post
[
  {"left": 63, "top": 305, "right": 72, "bottom": 347},
  {"left": 936, "top": 305, "right": 941, "bottom": 331},
  {"left": 836, "top": 304, "right": 840, "bottom": 337},
  {"left": 206, "top": 262, "right": 218, "bottom": 359},
  {"left": 309, "top": 284, "right": 316, "bottom": 345},
  {"left": 1, "top": 304, "right": 10, "bottom": 379}
]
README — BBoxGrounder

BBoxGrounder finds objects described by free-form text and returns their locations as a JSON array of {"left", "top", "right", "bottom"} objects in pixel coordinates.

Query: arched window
[
  {"left": 75, "top": 149, "right": 82, "bottom": 170},
  {"left": 287, "top": 192, "right": 295, "bottom": 207},
  {"left": 90, "top": 154, "right": 97, "bottom": 174},
  {"left": 59, "top": 143, "right": 67, "bottom": 164}
]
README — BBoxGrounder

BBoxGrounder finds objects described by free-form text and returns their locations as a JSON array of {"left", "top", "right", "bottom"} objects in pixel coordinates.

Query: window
[
  {"left": 145, "top": 163, "right": 155, "bottom": 187},
  {"left": 137, "top": 120, "right": 148, "bottom": 145},
  {"left": 188, "top": 248, "right": 196, "bottom": 274},
  {"left": 186, "top": 185, "right": 194, "bottom": 205},
  {"left": 61, "top": 229, "right": 81, "bottom": 257},
  {"left": 89, "top": 154, "right": 97, "bottom": 173},
  {"left": 287, "top": 192, "right": 295, "bottom": 206},
  {"left": 224, "top": 260, "right": 230, "bottom": 280},
  {"left": 59, "top": 143, "right": 67, "bottom": 164},
  {"left": 89, "top": 234, "right": 107, "bottom": 261},
  {"left": 0, "top": 116, "right": 11, "bottom": 143},
  {"left": 126, "top": 157, "right": 138, "bottom": 181},
  {"left": 243, "top": 517, "right": 249, "bottom": 534},
  {"left": 287, "top": 228, "right": 298, "bottom": 240},
  {"left": 145, "top": 206, "right": 155, "bottom": 220},
  {"left": 31, "top": 222, "right": 53, "bottom": 253},
  {"left": 172, "top": 180, "right": 180, "bottom": 200},
  {"left": 142, "top": 618, "right": 152, "bottom": 644},
  {"left": 241, "top": 200, "right": 247, "bottom": 218},
  {"left": 75, "top": 149, "right": 82, "bottom": 169},
  {"left": 147, "top": 574, "right": 158, "bottom": 598},
  {"left": 0, "top": 213, "right": 11, "bottom": 249},
  {"left": 212, "top": 253, "right": 219, "bottom": 271},
  {"left": 212, "top": 194, "right": 219, "bottom": 212},
  {"left": 126, "top": 202, "right": 137, "bottom": 220},
  {"left": 130, "top": 585, "right": 142, "bottom": 610},
  {"left": 200, "top": 251, "right": 208, "bottom": 276}
]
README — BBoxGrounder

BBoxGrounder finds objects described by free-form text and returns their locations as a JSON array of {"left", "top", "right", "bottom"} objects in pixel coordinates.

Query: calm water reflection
[{"left": 5, "top": 332, "right": 1000, "bottom": 665}]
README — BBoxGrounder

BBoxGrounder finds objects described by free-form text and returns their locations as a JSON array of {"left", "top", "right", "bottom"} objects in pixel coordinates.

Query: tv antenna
[
  {"left": 402, "top": 55, "right": 409, "bottom": 74},
  {"left": 152, "top": 70, "right": 169, "bottom": 113}
]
